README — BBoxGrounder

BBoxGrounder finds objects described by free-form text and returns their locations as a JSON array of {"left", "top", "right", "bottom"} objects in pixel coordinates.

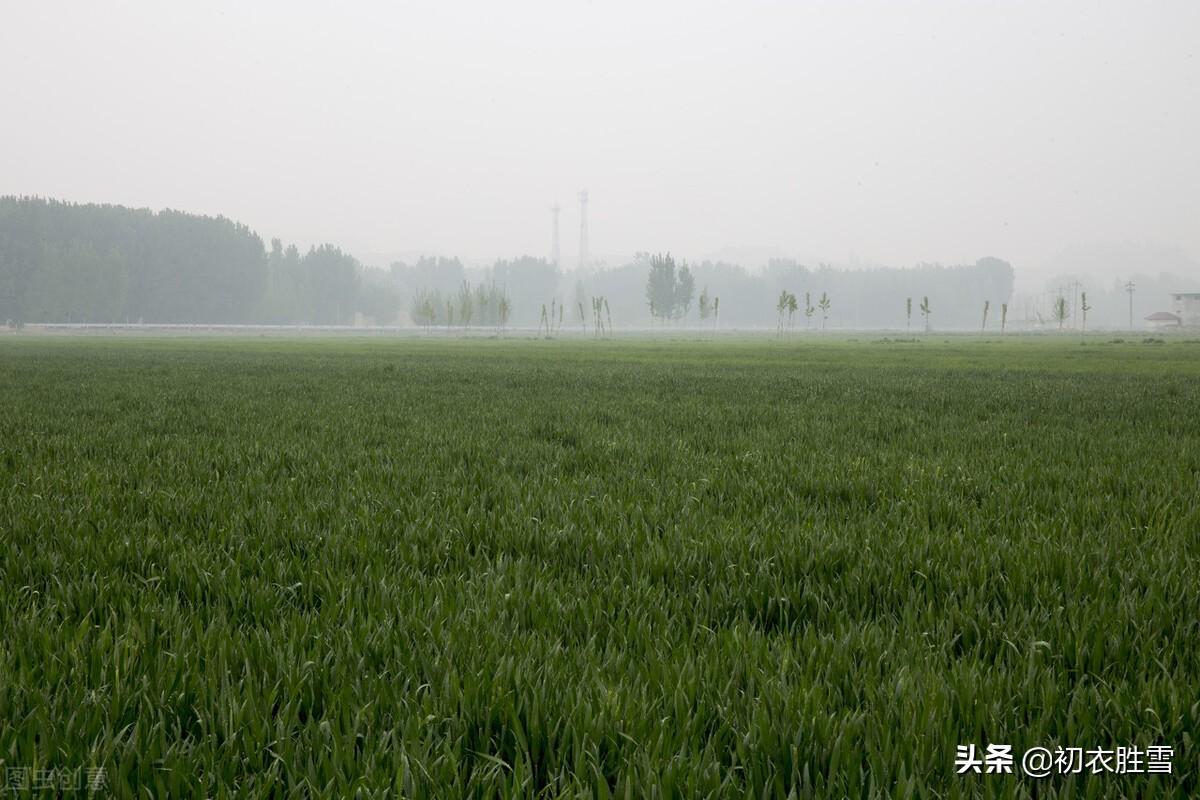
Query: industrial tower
[
  {"left": 550, "top": 202, "right": 561, "bottom": 267},
  {"left": 578, "top": 189, "right": 589, "bottom": 269}
]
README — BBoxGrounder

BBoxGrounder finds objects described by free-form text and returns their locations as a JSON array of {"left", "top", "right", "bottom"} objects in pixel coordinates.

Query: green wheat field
[{"left": 1, "top": 335, "right": 1198, "bottom": 798}]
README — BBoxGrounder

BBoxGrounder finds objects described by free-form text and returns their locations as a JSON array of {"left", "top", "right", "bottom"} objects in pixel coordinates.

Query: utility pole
[
  {"left": 1125, "top": 281, "right": 1136, "bottom": 330},
  {"left": 578, "top": 189, "right": 589, "bottom": 269},
  {"left": 550, "top": 203, "right": 560, "bottom": 268}
]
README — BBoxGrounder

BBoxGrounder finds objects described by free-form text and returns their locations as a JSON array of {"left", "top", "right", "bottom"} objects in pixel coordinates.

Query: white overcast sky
[{"left": 2, "top": 1, "right": 1197, "bottom": 280}]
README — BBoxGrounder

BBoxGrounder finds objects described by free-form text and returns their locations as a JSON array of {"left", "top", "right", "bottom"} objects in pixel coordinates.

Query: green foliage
[
  {"left": 775, "top": 291, "right": 799, "bottom": 334},
  {"left": 0, "top": 197, "right": 387, "bottom": 326},
  {"left": 458, "top": 281, "right": 475, "bottom": 328},
  {"left": 409, "top": 284, "right": 510, "bottom": 330},
  {"left": 490, "top": 257, "right": 559, "bottom": 327},
  {"left": 1, "top": 337, "right": 1197, "bottom": 797},
  {"left": 589, "top": 297, "right": 613, "bottom": 338},
  {"left": 0, "top": 197, "right": 266, "bottom": 323},
  {"left": 1054, "top": 296, "right": 1069, "bottom": 329},
  {"left": 645, "top": 253, "right": 695, "bottom": 322}
]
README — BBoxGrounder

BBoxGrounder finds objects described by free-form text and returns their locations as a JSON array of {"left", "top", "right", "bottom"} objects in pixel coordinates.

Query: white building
[{"left": 1171, "top": 292, "right": 1200, "bottom": 327}]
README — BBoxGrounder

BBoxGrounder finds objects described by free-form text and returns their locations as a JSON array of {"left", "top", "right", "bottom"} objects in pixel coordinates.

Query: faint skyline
[{"left": 2, "top": 1, "right": 1197, "bottom": 285}]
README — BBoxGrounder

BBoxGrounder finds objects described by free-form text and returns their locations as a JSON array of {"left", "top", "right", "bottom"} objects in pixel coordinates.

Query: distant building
[
  {"left": 1145, "top": 311, "right": 1181, "bottom": 330},
  {"left": 1171, "top": 292, "right": 1200, "bottom": 326}
]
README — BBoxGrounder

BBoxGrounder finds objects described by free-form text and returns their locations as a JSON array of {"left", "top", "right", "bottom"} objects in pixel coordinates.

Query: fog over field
[
  {"left": 2, "top": 1, "right": 1198, "bottom": 292},
  {"left": 5, "top": 6, "right": 1200, "bottom": 796}
]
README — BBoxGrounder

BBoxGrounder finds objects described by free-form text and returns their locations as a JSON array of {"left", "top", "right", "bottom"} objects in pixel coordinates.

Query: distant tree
[
  {"left": 698, "top": 286, "right": 711, "bottom": 323},
  {"left": 1081, "top": 292, "right": 1092, "bottom": 332},
  {"left": 981, "top": 300, "right": 990, "bottom": 333},
  {"left": 0, "top": 197, "right": 1025, "bottom": 329},
  {"left": 498, "top": 295, "right": 511, "bottom": 334},
  {"left": 411, "top": 291, "right": 427, "bottom": 328},
  {"left": 356, "top": 269, "right": 401, "bottom": 325},
  {"left": 786, "top": 292, "right": 798, "bottom": 333},
  {"left": 776, "top": 290, "right": 789, "bottom": 335},
  {"left": 1053, "top": 296, "right": 1068, "bottom": 330},
  {"left": 818, "top": 292, "right": 831, "bottom": 330},
  {"left": 920, "top": 296, "right": 931, "bottom": 332},
  {"left": 491, "top": 256, "right": 558, "bottom": 328},
  {"left": 410, "top": 289, "right": 439, "bottom": 328},
  {"left": 574, "top": 280, "right": 588, "bottom": 330},
  {"left": 675, "top": 264, "right": 695, "bottom": 319},
  {"left": 712, "top": 297, "right": 720, "bottom": 330},
  {"left": 458, "top": 281, "right": 474, "bottom": 329},
  {"left": 473, "top": 283, "right": 489, "bottom": 326},
  {"left": 299, "top": 244, "right": 360, "bottom": 325},
  {"left": 646, "top": 253, "right": 678, "bottom": 323},
  {"left": 906, "top": 297, "right": 912, "bottom": 333},
  {"left": 804, "top": 292, "right": 814, "bottom": 330},
  {"left": 1000, "top": 302, "right": 1008, "bottom": 334},
  {"left": 645, "top": 253, "right": 694, "bottom": 322}
]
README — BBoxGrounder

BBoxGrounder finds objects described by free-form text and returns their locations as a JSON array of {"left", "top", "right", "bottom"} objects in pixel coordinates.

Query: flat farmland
[{"left": 1, "top": 336, "right": 1198, "bottom": 797}]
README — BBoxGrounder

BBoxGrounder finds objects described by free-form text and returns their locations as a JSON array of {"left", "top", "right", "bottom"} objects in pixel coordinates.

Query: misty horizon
[{"left": 3, "top": 1, "right": 1198, "bottom": 291}]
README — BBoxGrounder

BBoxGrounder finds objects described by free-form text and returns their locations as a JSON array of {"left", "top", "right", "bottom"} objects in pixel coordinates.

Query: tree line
[
  {"left": 2, "top": 196, "right": 1020, "bottom": 329},
  {"left": 0, "top": 197, "right": 381, "bottom": 325}
]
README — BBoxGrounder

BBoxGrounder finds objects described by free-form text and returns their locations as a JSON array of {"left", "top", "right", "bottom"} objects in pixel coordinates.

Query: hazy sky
[{"left": 2, "top": 1, "right": 1197, "bottom": 281}]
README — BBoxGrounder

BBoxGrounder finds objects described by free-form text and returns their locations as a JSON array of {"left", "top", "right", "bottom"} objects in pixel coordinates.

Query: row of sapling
[
  {"left": 538, "top": 298, "right": 565, "bottom": 338},
  {"left": 644, "top": 254, "right": 724, "bottom": 332},
  {"left": 979, "top": 300, "right": 1010, "bottom": 333},
  {"left": 574, "top": 296, "right": 614, "bottom": 338},
  {"left": 776, "top": 291, "right": 795, "bottom": 334},
  {"left": 1048, "top": 292, "right": 1093, "bottom": 332},
  {"left": 775, "top": 290, "right": 830, "bottom": 333},
  {"left": 907, "top": 295, "right": 1011, "bottom": 335},
  {"left": 597, "top": 297, "right": 613, "bottom": 337},
  {"left": 411, "top": 282, "right": 511, "bottom": 332}
]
